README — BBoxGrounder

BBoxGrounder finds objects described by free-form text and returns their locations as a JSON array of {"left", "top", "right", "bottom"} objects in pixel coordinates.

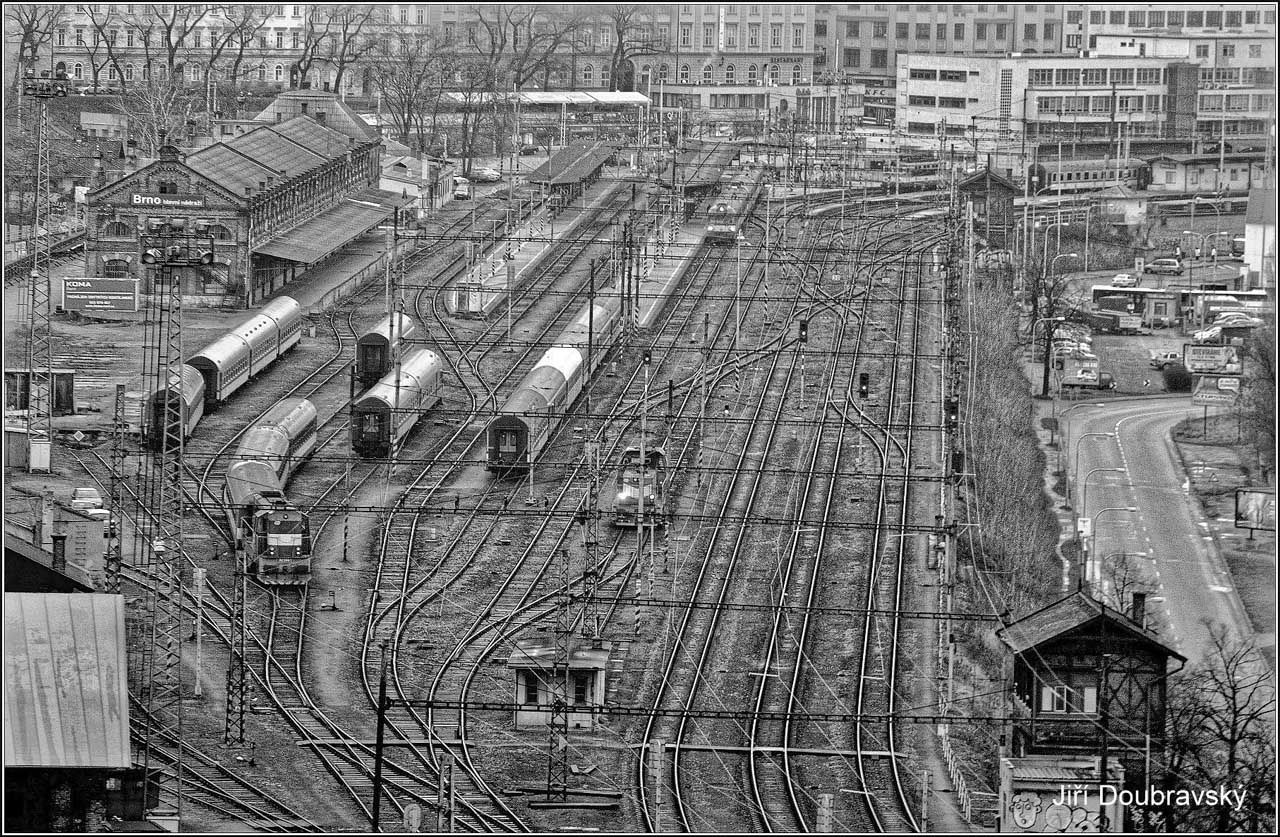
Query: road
[{"left": 1063, "top": 398, "right": 1249, "bottom": 663}]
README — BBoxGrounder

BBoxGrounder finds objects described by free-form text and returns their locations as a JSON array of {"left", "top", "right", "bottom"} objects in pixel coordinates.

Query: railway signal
[
  {"left": 945, "top": 397, "right": 959, "bottom": 427},
  {"left": 858, "top": 373, "right": 870, "bottom": 398},
  {"left": 798, "top": 319, "right": 808, "bottom": 343}
]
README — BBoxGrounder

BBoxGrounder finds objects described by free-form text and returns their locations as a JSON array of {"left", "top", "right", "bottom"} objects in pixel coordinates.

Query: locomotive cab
[
  {"left": 253, "top": 505, "right": 313, "bottom": 583},
  {"left": 612, "top": 445, "right": 667, "bottom": 527}
]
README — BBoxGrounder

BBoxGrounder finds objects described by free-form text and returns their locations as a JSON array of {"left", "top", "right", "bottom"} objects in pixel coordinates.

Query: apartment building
[
  {"left": 814, "top": 3, "right": 1067, "bottom": 122},
  {"left": 1092, "top": 34, "right": 1275, "bottom": 142},
  {"left": 1063, "top": 4, "right": 1276, "bottom": 52}
]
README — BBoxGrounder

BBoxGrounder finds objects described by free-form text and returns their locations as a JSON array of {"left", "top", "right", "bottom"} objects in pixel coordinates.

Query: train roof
[
  {"left": 501, "top": 364, "right": 567, "bottom": 416},
  {"left": 355, "top": 348, "right": 441, "bottom": 410},
  {"left": 536, "top": 346, "right": 586, "bottom": 382},
  {"left": 257, "top": 397, "right": 316, "bottom": 434},
  {"left": 258, "top": 296, "right": 301, "bottom": 322},
  {"left": 149, "top": 364, "right": 205, "bottom": 406},
  {"left": 225, "top": 459, "right": 284, "bottom": 506},
  {"left": 188, "top": 332, "right": 250, "bottom": 371},
  {"left": 561, "top": 299, "right": 621, "bottom": 343},
  {"left": 235, "top": 426, "right": 290, "bottom": 467},
  {"left": 358, "top": 312, "right": 417, "bottom": 345}
]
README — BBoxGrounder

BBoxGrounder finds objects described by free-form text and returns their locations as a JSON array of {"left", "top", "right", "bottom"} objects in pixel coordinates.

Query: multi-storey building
[
  {"left": 814, "top": 3, "right": 1067, "bottom": 122},
  {"left": 1092, "top": 34, "right": 1275, "bottom": 142},
  {"left": 1062, "top": 4, "right": 1276, "bottom": 52}
]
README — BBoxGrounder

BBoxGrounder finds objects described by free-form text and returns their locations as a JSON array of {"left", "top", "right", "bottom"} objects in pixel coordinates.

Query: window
[
  {"left": 417, "top": 7, "right": 424, "bottom": 24},
  {"left": 1022, "top": 23, "right": 1034, "bottom": 41},
  {"left": 124, "top": 63, "right": 134, "bottom": 80},
  {"left": 749, "top": 23, "right": 760, "bottom": 46},
  {"left": 291, "top": 31, "right": 298, "bottom": 48},
  {"left": 1128, "top": 11, "right": 1145, "bottom": 27},
  {"left": 1205, "top": 10, "right": 1221, "bottom": 28},
  {"left": 954, "top": 23, "right": 964, "bottom": 40},
  {"left": 599, "top": 28, "right": 612, "bottom": 47},
  {"left": 1089, "top": 10, "right": 1102, "bottom": 25},
  {"left": 1249, "top": 44, "right": 1262, "bottom": 58},
  {"left": 701, "top": 63, "right": 713, "bottom": 83},
  {"left": 1081, "top": 68, "right": 1105, "bottom": 85},
  {"left": 1186, "top": 11, "right": 1203, "bottom": 27},
  {"left": 907, "top": 121, "right": 935, "bottom": 134},
  {"left": 1109, "top": 10, "right": 1124, "bottom": 25},
  {"left": 1066, "top": 10, "right": 1081, "bottom": 24},
  {"left": 1226, "top": 94, "right": 1250, "bottom": 111},
  {"left": 573, "top": 672, "right": 592, "bottom": 705},
  {"left": 1054, "top": 68, "right": 1080, "bottom": 85},
  {"left": 1200, "top": 94, "right": 1223, "bottom": 111},
  {"left": 1090, "top": 95, "right": 1109, "bottom": 113},
  {"left": 843, "top": 48, "right": 860, "bottom": 67},
  {"left": 935, "top": 23, "right": 946, "bottom": 41},
  {"left": 939, "top": 69, "right": 965, "bottom": 81},
  {"left": 1146, "top": 94, "right": 1161, "bottom": 110},
  {"left": 1066, "top": 34, "right": 1080, "bottom": 48},
  {"left": 258, "top": 65, "right": 266, "bottom": 81},
  {"left": 158, "top": 180, "right": 178, "bottom": 194},
  {"left": 275, "top": 30, "right": 283, "bottom": 49},
  {"left": 908, "top": 95, "right": 937, "bottom": 106},
  {"left": 274, "top": 64, "right": 283, "bottom": 81},
  {"left": 1148, "top": 11, "right": 1164, "bottom": 27},
  {"left": 725, "top": 63, "right": 735, "bottom": 83},
  {"left": 1044, "top": 23, "right": 1055, "bottom": 40},
  {"left": 103, "top": 259, "right": 129, "bottom": 278},
  {"left": 910, "top": 68, "right": 938, "bottom": 80},
  {"left": 521, "top": 671, "right": 539, "bottom": 704},
  {"left": 845, "top": 20, "right": 859, "bottom": 37},
  {"left": 870, "top": 48, "right": 887, "bottom": 68},
  {"left": 75, "top": 28, "right": 84, "bottom": 46},
  {"left": 791, "top": 63, "right": 802, "bottom": 83},
  {"left": 73, "top": 63, "right": 83, "bottom": 80},
  {"left": 917, "top": 23, "right": 930, "bottom": 39},
  {"left": 1110, "top": 68, "right": 1133, "bottom": 85},
  {"left": 658, "top": 64, "right": 669, "bottom": 81},
  {"left": 1037, "top": 95, "right": 1062, "bottom": 111},
  {"left": 680, "top": 25, "right": 691, "bottom": 47},
  {"left": 747, "top": 63, "right": 757, "bottom": 82},
  {"left": 104, "top": 221, "right": 131, "bottom": 238},
  {"left": 1136, "top": 68, "right": 1161, "bottom": 85},
  {"left": 874, "top": 21, "right": 887, "bottom": 38},
  {"left": 1168, "top": 11, "right": 1184, "bottom": 26},
  {"left": 792, "top": 24, "right": 803, "bottom": 47},
  {"left": 769, "top": 62, "right": 780, "bottom": 81},
  {"left": 995, "top": 23, "right": 1007, "bottom": 40},
  {"left": 107, "top": 64, "right": 117, "bottom": 80},
  {"left": 976, "top": 23, "right": 987, "bottom": 39},
  {"left": 896, "top": 22, "right": 908, "bottom": 39},
  {"left": 679, "top": 64, "right": 689, "bottom": 83},
  {"left": 1195, "top": 44, "right": 1209, "bottom": 58},
  {"left": 583, "top": 63, "right": 594, "bottom": 84},
  {"left": 1221, "top": 44, "right": 1234, "bottom": 57},
  {"left": 702, "top": 24, "right": 713, "bottom": 46},
  {"left": 771, "top": 23, "right": 781, "bottom": 46},
  {"left": 938, "top": 96, "right": 965, "bottom": 108}
]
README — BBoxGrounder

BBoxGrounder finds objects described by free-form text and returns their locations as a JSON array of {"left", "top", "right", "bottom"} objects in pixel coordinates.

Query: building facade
[{"left": 1063, "top": 4, "right": 1276, "bottom": 52}]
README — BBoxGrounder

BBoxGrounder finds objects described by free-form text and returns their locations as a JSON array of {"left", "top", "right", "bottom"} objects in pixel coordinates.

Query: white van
[{"left": 452, "top": 176, "right": 473, "bottom": 200}]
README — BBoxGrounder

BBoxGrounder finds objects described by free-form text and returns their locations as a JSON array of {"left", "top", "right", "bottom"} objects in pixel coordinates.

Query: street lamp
[
  {"left": 1056, "top": 401, "right": 1106, "bottom": 473},
  {"left": 1087, "top": 506, "right": 1139, "bottom": 592},
  {"left": 1071, "top": 432, "right": 1116, "bottom": 504},
  {"left": 1081, "top": 467, "right": 1126, "bottom": 521}
]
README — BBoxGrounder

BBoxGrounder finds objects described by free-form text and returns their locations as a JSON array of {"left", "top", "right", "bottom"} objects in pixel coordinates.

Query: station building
[{"left": 83, "top": 108, "right": 408, "bottom": 308}]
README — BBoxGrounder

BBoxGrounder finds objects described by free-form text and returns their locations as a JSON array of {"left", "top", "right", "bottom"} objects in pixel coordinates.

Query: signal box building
[
  {"left": 958, "top": 167, "right": 1019, "bottom": 250},
  {"left": 507, "top": 636, "right": 610, "bottom": 731},
  {"left": 996, "top": 591, "right": 1185, "bottom": 831},
  {"left": 84, "top": 110, "right": 406, "bottom": 308}
]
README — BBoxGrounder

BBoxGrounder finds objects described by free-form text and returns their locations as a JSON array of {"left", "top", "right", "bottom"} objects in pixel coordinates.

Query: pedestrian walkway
[{"left": 637, "top": 222, "right": 704, "bottom": 329}]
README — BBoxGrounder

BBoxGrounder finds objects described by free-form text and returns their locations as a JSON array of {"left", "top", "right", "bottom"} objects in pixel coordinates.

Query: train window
[
  {"left": 499, "top": 431, "right": 518, "bottom": 452},
  {"left": 361, "top": 414, "right": 381, "bottom": 437}
]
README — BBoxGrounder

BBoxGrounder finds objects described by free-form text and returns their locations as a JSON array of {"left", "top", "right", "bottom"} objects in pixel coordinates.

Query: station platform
[
  {"left": 636, "top": 222, "right": 706, "bottom": 330},
  {"left": 446, "top": 176, "right": 624, "bottom": 317}
]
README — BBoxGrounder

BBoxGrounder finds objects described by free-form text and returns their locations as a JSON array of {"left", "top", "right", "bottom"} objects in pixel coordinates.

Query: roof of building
[
  {"left": 1002, "top": 755, "right": 1121, "bottom": 783},
  {"left": 507, "top": 636, "right": 611, "bottom": 670},
  {"left": 957, "top": 167, "right": 1019, "bottom": 194},
  {"left": 183, "top": 115, "right": 359, "bottom": 197},
  {"left": 253, "top": 89, "right": 381, "bottom": 143},
  {"left": 997, "top": 591, "right": 1185, "bottom": 660},
  {"left": 1246, "top": 188, "right": 1276, "bottom": 226},
  {"left": 526, "top": 142, "right": 614, "bottom": 186},
  {"left": 3, "top": 525, "right": 95, "bottom": 592},
  {"left": 1147, "top": 152, "right": 1268, "bottom": 166},
  {"left": 4, "top": 593, "right": 130, "bottom": 768},
  {"left": 253, "top": 186, "right": 413, "bottom": 264}
]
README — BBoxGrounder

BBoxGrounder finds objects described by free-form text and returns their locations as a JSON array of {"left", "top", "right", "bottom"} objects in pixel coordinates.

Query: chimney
[
  {"left": 51, "top": 533, "right": 67, "bottom": 574},
  {"left": 1131, "top": 592, "right": 1147, "bottom": 627}
]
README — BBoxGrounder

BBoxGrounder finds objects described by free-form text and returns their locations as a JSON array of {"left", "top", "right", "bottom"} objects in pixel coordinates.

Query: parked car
[
  {"left": 451, "top": 176, "right": 473, "bottom": 200},
  {"left": 1143, "top": 258, "right": 1184, "bottom": 276},
  {"left": 1213, "top": 313, "right": 1262, "bottom": 327},
  {"left": 519, "top": 144, "right": 546, "bottom": 156},
  {"left": 1148, "top": 350, "right": 1182, "bottom": 370},
  {"left": 469, "top": 167, "right": 502, "bottom": 182},
  {"left": 1192, "top": 326, "right": 1222, "bottom": 344},
  {"left": 1110, "top": 273, "right": 1139, "bottom": 287},
  {"left": 71, "top": 487, "right": 103, "bottom": 510}
]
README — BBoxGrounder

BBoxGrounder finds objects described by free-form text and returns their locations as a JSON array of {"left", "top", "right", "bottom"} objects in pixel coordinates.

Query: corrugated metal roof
[
  {"left": 527, "top": 142, "right": 613, "bottom": 186},
  {"left": 253, "top": 187, "right": 410, "bottom": 264},
  {"left": 225, "top": 125, "right": 327, "bottom": 178},
  {"left": 186, "top": 116, "right": 354, "bottom": 197},
  {"left": 4, "top": 593, "right": 130, "bottom": 768},
  {"left": 186, "top": 143, "right": 279, "bottom": 196},
  {"left": 268, "top": 116, "right": 356, "bottom": 160}
]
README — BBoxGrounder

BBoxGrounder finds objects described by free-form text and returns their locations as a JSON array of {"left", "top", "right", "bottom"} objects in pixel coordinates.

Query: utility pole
[
  {"left": 372, "top": 642, "right": 389, "bottom": 832},
  {"left": 105, "top": 383, "right": 127, "bottom": 594},
  {"left": 578, "top": 443, "right": 602, "bottom": 640},
  {"left": 24, "top": 78, "right": 55, "bottom": 472},
  {"left": 649, "top": 738, "right": 666, "bottom": 832},
  {"left": 547, "top": 548, "right": 572, "bottom": 800}
]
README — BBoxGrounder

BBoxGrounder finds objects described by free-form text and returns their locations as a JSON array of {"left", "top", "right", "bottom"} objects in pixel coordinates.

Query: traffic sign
[{"left": 1192, "top": 374, "right": 1240, "bottom": 406}]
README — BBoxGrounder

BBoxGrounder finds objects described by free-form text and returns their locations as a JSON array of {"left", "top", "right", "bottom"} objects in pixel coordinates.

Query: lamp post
[
  {"left": 1081, "top": 467, "right": 1126, "bottom": 522},
  {"left": 1087, "top": 506, "right": 1138, "bottom": 592},
  {"left": 1071, "top": 432, "right": 1116, "bottom": 504},
  {"left": 1033, "top": 315, "right": 1066, "bottom": 398},
  {"left": 1056, "top": 401, "right": 1105, "bottom": 474}
]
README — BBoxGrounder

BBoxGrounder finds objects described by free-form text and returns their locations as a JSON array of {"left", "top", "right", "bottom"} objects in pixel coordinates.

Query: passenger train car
[
  {"left": 145, "top": 297, "right": 304, "bottom": 448},
  {"left": 145, "top": 365, "right": 206, "bottom": 451},
  {"left": 1027, "top": 158, "right": 1150, "bottom": 195},
  {"left": 356, "top": 312, "right": 418, "bottom": 391},
  {"left": 487, "top": 297, "right": 623, "bottom": 473},
  {"left": 188, "top": 296, "right": 304, "bottom": 406},
  {"left": 612, "top": 446, "right": 667, "bottom": 528},
  {"left": 351, "top": 347, "right": 444, "bottom": 458},
  {"left": 224, "top": 398, "right": 317, "bottom": 584},
  {"left": 705, "top": 170, "right": 764, "bottom": 243}
]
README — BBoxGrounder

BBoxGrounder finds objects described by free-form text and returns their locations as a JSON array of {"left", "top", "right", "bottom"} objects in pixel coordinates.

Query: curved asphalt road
[{"left": 1062, "top": 398, "right": 1249, "bottom": 663}]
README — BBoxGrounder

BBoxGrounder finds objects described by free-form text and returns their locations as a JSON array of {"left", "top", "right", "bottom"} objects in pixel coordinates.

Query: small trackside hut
[
  {"left": 508, "top": 636, "right": 611, "bottom": 731},
  {"left": 526, "top": 142, "right": 615, "bottom": 212}
]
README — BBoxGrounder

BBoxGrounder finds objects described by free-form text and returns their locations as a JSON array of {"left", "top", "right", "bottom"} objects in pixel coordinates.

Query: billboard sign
[
  {"left": 1191, "top": 374, "right": 1241, "bottom": 406},
  {"left": 1183, "top": 344, "right": 1243, "bottom": 375},
  {"left": 61, "top": 277, "right": 140, "bottom": 312},
  {"left": 1234, "top": 489, "right": 1276, "bottom": 531}
]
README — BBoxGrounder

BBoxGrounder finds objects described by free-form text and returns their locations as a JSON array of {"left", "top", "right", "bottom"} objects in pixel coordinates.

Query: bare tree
[
  {"left": 369, "top": 29, "right": 448, "bottom": 148},
  {"left": 1161, "top": 623, "right": 1275, "bottom": 833},
  {"left": 147, "top": 2, "right": 211, "bottom": 80},
  {"left": 219, "top": 6, "right": 272, "bottom": 93},
  {"left": 452, "top": 57, "right": 501, "bottom": 176},
  {"left": 116, "top": 74, "right": 198, "bottom": 155},
  {"left": 287, "top": 8, "right": 329, "bottom": 89},
  {"left": 321, "top": 6, "right": 382, "bottom": 92},
  {"left": 82, "top": 5, "right": 128, "bottom": 90},
  {"left": 7, "top": 4, "right": 65, "bottom": 90},
  {"left": 1239, "top": 321, "right": 1275, "bottom": 479},
  {"left": 605, "top": 4, "right": 661, "bottom": 92}
]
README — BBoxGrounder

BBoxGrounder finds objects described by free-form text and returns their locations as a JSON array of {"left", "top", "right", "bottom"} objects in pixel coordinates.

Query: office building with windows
[{"left": 1062, "top": 4, "right": 1276, "bottom": 52}]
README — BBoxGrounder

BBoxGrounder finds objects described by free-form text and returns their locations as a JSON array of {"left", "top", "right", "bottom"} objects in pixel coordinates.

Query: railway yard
[{"left": 6, "top": 139, "right": 973, "bottom": 832}]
